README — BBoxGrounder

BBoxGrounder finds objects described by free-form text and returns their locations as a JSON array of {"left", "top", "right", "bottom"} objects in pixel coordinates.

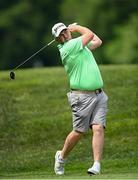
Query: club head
[{"left": 10, "top": 71, "right": 15, "bottom": 80}]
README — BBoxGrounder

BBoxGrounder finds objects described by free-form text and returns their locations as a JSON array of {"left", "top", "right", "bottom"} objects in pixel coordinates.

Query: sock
[
  {"left": 93, "top": 161, "right": 100, "bottom": 171},
  {"left": 94, "top": 161, "right": 100, "bottom": 166}
]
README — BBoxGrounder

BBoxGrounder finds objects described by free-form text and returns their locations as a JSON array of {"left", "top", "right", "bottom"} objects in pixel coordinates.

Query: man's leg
[
  {"left": 92, "top": 124, "right": 104, "bottom": 162},
  {"left": 87, "top": 124, "right": 104, "bottom": 175},
  {"left": 54, "top": 130, "right": 82, "bottom": 175},
  {"left": 61, "top": 130, "right": 83, "bottom": 159}
]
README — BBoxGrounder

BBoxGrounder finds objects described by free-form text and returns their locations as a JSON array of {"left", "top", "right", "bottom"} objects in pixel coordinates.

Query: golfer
[{"left": 52, "top": 22, "right": 108, "bottom": 175}]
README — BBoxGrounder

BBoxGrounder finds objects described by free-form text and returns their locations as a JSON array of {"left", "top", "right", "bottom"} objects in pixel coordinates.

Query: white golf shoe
[
  {"left": 54, "top": 150, "right": 65, "bottom": 175},
  {"left": 87, "top": 161, "right": 101, "bottom": 175}
]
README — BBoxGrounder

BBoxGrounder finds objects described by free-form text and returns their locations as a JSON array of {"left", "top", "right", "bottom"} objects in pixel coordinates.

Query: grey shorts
[{"left": 67, "top": 90, "right": 108, "bottom": 132}]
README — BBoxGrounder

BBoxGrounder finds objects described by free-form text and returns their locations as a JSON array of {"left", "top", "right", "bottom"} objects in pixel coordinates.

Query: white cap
[{"left": 52, "top": 23, "right": 67, "bottom": 38}]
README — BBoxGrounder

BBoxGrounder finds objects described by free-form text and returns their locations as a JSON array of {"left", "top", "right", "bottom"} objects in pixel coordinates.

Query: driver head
[{"left": 10, "top": 71, "right": 15, "bottom": 79}]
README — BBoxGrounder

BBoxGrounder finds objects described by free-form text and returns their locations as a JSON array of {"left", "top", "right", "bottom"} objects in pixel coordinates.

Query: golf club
[
  {"left": 10, "top": 22, "right": 78, "bottom": 80},
  {"left": 10, "top": 39, "right": 55, "bottom": 80}
]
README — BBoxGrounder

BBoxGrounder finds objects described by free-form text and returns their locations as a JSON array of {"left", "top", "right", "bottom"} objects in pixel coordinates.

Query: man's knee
[
  {"left": 73, "top": 130, "right": 84, "bottom": 137},
  {"left": 92, "top": 124, "right": 104, "bottom": 134}
]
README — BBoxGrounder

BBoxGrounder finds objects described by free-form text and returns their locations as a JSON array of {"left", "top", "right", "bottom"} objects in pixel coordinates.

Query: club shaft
[{"left": 13, "top": 39, "right": 55, "bottom": 71}]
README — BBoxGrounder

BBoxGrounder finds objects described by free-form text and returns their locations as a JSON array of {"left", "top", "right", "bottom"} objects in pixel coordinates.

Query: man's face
[{"left": 56, "top": 29, "right": 72, "bottom": 43}]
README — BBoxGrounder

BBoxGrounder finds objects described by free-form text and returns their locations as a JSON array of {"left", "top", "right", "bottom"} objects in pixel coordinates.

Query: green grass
[{"left": 0, "top": 65, "right": 138, "bottom": 179}]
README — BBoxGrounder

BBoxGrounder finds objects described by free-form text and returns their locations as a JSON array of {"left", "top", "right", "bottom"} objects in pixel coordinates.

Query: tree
[
  {"left": 60, "top": 0, "right": 138, "bottom": 64},
  {"left": 0, "top": 0, "right": 62, "bottom": 70},
  {"left": 104, "top": 13, "right": 138, "bottom": 64},
  {"left": 0, "top": 0, "right": 138, "bottom": 70}
]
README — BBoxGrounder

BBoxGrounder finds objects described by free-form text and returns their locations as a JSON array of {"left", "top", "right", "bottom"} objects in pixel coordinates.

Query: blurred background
[{"left": 0, "top": 0, "right": 138, "bottom": 70}]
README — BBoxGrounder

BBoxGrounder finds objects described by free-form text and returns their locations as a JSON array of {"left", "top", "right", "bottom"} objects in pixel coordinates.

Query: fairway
[
  {"left": 1, "top": 172, "right": 138, "bottom": 179},
  {"left": 0, "top": 65, "right": 138, "bottom": 179}
]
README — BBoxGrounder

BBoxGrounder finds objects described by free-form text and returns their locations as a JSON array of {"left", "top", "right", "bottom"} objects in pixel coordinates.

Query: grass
[{"left": 0, "top": 65, "right": 138, "bottom": 179}]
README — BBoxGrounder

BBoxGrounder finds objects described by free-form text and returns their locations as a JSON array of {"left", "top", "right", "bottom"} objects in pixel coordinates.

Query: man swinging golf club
[{"left": 52, "top": 22, "right": 108, "bottom": 175}]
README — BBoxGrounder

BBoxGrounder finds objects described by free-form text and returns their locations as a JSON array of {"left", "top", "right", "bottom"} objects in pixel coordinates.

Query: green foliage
[
  {"left": 0, "top": 0, "right": 62, "bottom": 70},
  {"left": 60, "top": 0, "right": 138, "bottom": 64},
  {"left": 60, "top": 0, "right": 102, "bottom": 25},
  {"left": 0, "top": 0, "right": 138, "bottom": 70},
  {"left": 0, "top": 65, "right": 138, "bottom": 178},
  {"left": 104, "top": 13, "right": 138, "bottom": 64}
]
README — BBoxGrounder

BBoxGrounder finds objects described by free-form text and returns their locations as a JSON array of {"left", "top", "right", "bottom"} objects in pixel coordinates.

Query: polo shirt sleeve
[
  {"left": 87, "top": 41, "right": 93, "bottom": 48},
  {"left": 59, "top": 37, "right": 83, "bottom": 63},
  {"left": 65, "top": 36, "right": 83, "bottom": 55}
]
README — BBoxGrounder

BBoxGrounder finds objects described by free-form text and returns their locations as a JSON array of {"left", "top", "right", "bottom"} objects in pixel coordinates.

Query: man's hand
[
  {"left": 68, "top": 23, "right": 78, "bottom": 32},
  {"left": 68, "top": 24, "right": 94, "bottom": 47}
]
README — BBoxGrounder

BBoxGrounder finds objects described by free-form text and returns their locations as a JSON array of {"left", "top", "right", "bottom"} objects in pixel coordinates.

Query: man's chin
[{"left": 66, "top": 37, "right": 72, "bottom": 41}]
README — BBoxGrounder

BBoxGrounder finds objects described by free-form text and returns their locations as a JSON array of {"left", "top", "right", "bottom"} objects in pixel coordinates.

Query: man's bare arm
[
  {"left": 68, "top": 24, "right": 94, "bottom": 47},
  {"left": 88, "top": 34, "right": 102, "bottom": 50}
]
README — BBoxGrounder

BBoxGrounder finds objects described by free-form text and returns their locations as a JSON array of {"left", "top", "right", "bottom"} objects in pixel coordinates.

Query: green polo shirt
[{"left": 58, "top": 36, "right": 103, "bottom": 90}]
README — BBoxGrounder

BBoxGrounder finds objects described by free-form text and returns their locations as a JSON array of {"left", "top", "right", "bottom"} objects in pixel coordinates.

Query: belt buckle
[{"left": 95, "top": 89, "right": 101, "bottom": 95}]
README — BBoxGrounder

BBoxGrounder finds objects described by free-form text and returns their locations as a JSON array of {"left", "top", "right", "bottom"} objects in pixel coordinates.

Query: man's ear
[{"left": 56, "top": 37, "right": 63, "bottom": 44}]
